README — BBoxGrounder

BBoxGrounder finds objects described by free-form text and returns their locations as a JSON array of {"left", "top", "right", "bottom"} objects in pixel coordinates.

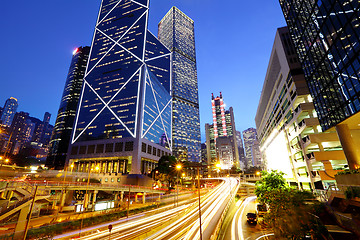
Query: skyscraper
[
  {"left": 9, "top": 111, "right": 29, "bottom": 154},
  {"left": 0, "top": 97, "right": 18, "bottom": 127},
  {"left": 46, "top": 46, "right": 90, "bottom": 169},
  {"left": 279, "top": 0, "right": 360, "bottom": 169},
  {"left": 67, "top": 0, "right": 172, "bottom": 175},
  {"left": 206, "top": 93, "right": 239, "bottom": 168},
  {"left": 158, "top": 7, "right": 201, "bottom": 162},
  {"left": 235, "top": 131, "right": 246, "bottom": 168},
  {"left": 242, "top": 128, "right": 258, "bottom": 169},
  {"left": 256, "top": 27, "right": 346, "bottom": 189}
]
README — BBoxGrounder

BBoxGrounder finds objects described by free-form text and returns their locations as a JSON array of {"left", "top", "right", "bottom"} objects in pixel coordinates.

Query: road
[
  {"left": 227, "top": 196, "right": 274, "bottom": 240},
  {"left": 62, "top": 178, "right": 239, "bottom": 240},
  {"left": 144, "top": 177, "right": 239, "bottom": 240}
]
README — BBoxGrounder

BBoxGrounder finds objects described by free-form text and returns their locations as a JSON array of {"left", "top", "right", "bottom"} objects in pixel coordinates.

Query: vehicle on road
[
  {"left": 246, "top": 212, "right": 257, "bottom": 224},
  {"left": 256, "top": 203, "right": 268, "bottom": 217}
]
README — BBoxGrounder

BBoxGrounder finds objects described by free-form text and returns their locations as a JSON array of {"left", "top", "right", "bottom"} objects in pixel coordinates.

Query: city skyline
[{"left": 0, "top": 0, "right": 286, "bottom": 141}]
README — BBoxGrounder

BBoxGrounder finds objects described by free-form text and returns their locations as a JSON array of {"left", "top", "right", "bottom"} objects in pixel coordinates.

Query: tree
[
  {"left": 255, "top": 170, "right": 329, "bottom": 239},
  {"left": 154, "top": 155, "right": 178, "bottom": 191},
  {"left": 255, "top": 170, "right": 287, "bottom": 203}
]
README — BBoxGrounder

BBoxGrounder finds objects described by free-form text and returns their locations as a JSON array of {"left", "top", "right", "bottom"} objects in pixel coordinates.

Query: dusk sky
[{"left": 0, "top": 0, "right": 286, "bottom": 141}]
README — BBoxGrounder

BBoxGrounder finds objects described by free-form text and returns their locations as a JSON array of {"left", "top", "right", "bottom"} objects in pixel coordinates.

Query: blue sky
[{"left": 0, "top": 0, "right": 285, "bottom": 142}]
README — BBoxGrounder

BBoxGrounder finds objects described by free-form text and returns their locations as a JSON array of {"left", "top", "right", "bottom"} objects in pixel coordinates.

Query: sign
[{"left": 108, "top": 224, "right": 112, "bottom": 232}]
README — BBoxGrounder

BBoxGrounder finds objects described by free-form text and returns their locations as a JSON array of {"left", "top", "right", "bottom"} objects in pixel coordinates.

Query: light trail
[
  {"left": 145, "top": 178, "right": 239, "bottom": 240},
  {"left": 231, "top": 196, "right": 256, "bottom": 240},
  {"left": 255, "top": 233, "right": 275, "bottom": 240}
]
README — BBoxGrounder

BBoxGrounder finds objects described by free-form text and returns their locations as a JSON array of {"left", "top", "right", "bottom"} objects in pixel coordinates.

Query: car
[
  {"left": 246, "top": 212, "right": 257, "bottom": 224},
  {"left": 256, "top": 203, "right": 268, "bottom": 218}
]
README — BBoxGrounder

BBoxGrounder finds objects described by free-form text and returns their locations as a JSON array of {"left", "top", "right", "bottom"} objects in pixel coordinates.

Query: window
[
  {"left": 125, "top": 141, "right": 134, "bottom": 151},
  {"left": 79, "top": 146, "right": 86, "bottom": 154},
  {"left": 142, "top": 143, "right": 147, "bottom": 153},
  {"left": 115, "top": 142, "right": 123, "bottom": 152},
  {"left": 96, "top": 144, "right": 104, "bottom": 153},
  {"left": 71, "top": 146, "right": 78, "bottom": 155},
  {"left": 87, "top": 145, "right": 95, "bottom": 154},
  {"left": 105, "top": 143, "right": 113, "bottom": 153}
]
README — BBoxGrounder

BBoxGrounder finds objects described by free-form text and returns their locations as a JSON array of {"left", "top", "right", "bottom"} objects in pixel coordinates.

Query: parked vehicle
[
  {"left": 256, "top": 203, "right": 268, "bottom": 217},
  {"left": 246, "top": 212, "right": 257, "bottom": 224}
]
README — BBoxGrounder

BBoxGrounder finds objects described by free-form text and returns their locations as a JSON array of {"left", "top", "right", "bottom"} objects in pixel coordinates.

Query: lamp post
[
  {"left": 197, "top": 165, "right": 203, "bottom": 240},
  {"left": 216, "top": 163, "right": 221, "bottom": 180},
  {"left": 175, "top": 163, "right": 182, "bottom": 207}
]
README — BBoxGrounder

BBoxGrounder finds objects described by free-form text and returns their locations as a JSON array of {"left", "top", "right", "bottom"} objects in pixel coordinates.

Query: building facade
[
  {"left": 158, "top": 7, "right": 201, "bottom": 162},
  {"left": 67, "top": 0, "right": 172, "bottom": 175},
  {"left": 235, "top": 131, "right": 246, "bottom": 169},
  {"left": 0, "top": 97, "right": 18, "bottom": 127},
  {"left": 46, "top": 46, "right": 90, "bottom": 170},
  {"left": 255, "top": 27, "right": 345, "bottom": 190},
  {"left": 279, "top": 0, "right": 360, "bottom": 170},
  {"left": 242, "top": 128, "right": 259, "bottom": 169},
  {"left": 205, "top": 93, "right": 239, "bottom": 169}
]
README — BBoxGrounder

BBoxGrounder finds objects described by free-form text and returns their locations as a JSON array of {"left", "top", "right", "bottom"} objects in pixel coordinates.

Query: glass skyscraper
[
  {"left": 279, "top": 0, "right": 360, "bottom": 169},
  {"left": 279, "top": 0, "right": 360, "bottom": 129},
  {"left": 46, "top": 46, "right": 90, "bottom": 170},
  {"left": 68, "top": 0, "right": 172, "bottom": 175},
  {"left": 0, "top": 97, "right": 18, "bottom": 127},
  {"left": 158, "top": 7, "right": 201, "bottom": 162}
]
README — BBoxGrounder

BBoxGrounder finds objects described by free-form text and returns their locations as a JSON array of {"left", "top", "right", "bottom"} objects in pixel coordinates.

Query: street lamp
[
  {"left": 216, "top": 163, "right": 221, "bottom": 178},
  {"left": 175, "top": 163, "right": 182, "bottom": 207}
]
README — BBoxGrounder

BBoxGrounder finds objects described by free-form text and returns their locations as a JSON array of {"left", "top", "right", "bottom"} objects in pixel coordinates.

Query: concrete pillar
[
  {"left": 142, "top": 193, "right": 146, "bottom": 204},
  {"left": 14, "top": 204, "right": 31, "bottom": 239},
  {"left": 120, "top": 191, "right": 124, "bottom": 202},
  {"left": 135, "top": 193, "right": 138, "bottom": 203},
  {"left": 336, "top": 124, "right": 360, "bottom": 170},
  {"left": 60, "top": 190, "right": 67, "bottom": 207},
  {"left": 114, "top": 193, "right": 119, "bottom": 208},
  {"left": 91, "top": 190, "right": 98, "bottom": 211}
]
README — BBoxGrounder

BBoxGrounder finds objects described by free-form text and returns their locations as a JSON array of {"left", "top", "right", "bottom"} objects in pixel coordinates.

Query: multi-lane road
[{"left": 55, "top": 178, "right": 239, "bottom": 240}]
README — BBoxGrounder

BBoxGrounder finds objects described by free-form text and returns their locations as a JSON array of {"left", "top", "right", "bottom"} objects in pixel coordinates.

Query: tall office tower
[
  {"left": 68, "top": 0, "right": 172, "bottom": 176},
  {"left": 46, "top": 46, "right": 90, "bottom": 169},
  {"left": 8, "top": 111, "right": 29, "bottom": 154},
  {"left": 201, "top": 143, "right": 207, "bottom": 163},
  {"left": 236, "top": 131, "right": 246, "bottom": 169},
  {"left": 255, "top": 27, "right": 345, "bottom": 190},
  {"left": 24, "top": 119, "right": 35, "bottom": 143},
  {"left": 0, "top": 97, "right": 18, "bottom": 127},
  {"left": 279, "top": 1, "right": 360, "bottom": 169},
  {"left": 205, "top": 93, "right": 239, "bottom": 168},
  {"left": 40, "top": 112, "right": 51, "bottom": 143},
  {"left": 32, "top": 112, "right": 51, "bottom": 145},
  {"left": 251, "top": 140, "right": 263, "bottom": 167},
  {"left": 205, "top": 123, "right": 216, "bottom": 164},
  {"left": 242, "top": 128, "right": 258, "bottom": 169},
  {"left": 158, "top": 7, "right": 201, "bottom": 162}
]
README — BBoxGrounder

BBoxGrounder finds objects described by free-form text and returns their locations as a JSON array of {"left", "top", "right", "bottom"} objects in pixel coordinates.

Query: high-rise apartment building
[
  {"left": 236, "top": 131, "right": 246, "bottom": 168},
  {"left": 205, "top": 93, "right": 239, "bottom": 169},
  {"left": 67, "top": 0, "right": 172, "bottom": 175},
  {"left": 46, "top": 46, "right": 90, "bottom": 170},
  {"left": 0, "top": 97, "right": 18, "bottom": 127},
  {"left": 158, "top": 7, "right": 201, "bottom": 162},
  {"left": 255, "top": 27, "right": 345, "bottom": 189},
  {"left": 279, "top": 0, "right": 360, "bottom": 169},
  {"left": 8, "top": 111, "right": 29, "bottom": 154},
  {"left": 242, "top": 128, "right": 259, "bottom": 169}
]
